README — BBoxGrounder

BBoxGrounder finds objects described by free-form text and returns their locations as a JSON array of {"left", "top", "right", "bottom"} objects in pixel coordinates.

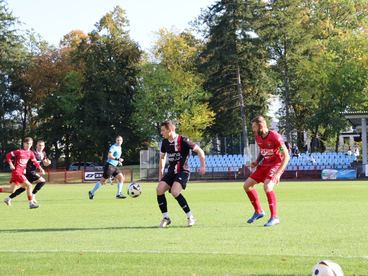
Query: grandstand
[{"left": 188, "top": 152, "right": 356, "bottom": 173}]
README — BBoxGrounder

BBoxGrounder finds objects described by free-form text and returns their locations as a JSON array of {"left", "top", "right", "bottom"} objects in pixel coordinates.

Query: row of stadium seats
[
  {"left": 189, "top": 154, "right": 249, "bottom": 173},
  {"left": 188, "top": 152, "right": 355, "bottom": 172}
]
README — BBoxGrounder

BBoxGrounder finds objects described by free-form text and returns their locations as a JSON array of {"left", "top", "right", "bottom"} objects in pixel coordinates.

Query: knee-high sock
[
  {"left": 9, "top": 187, "right": 26, "bottom": 199},
  {"left": 175, "top": 194, "right": 191, "bottom": 214},
  {"left": 246, "top": 189, "right": 262, "bottom": 213},
  {"left": 90, "top": 181, "right": 102, "bottom": 194},
  {"left": 266, "top": 191, "right": 277, "bottom": 218},
  {"left": 33, "top": 182, "right": 45, "bottom": 195},
  {"left": 157, "top": 194, "right": 168, "bottom": 215},
  {"left": 117, "top": 182, "right": 123, "bottom": 196}
]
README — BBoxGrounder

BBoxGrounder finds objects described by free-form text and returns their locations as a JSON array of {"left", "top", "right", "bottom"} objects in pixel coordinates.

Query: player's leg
[
  {"left": 88, "top": 164, "right": 109, "bottom": 199},
  {"left": 115, "top": 171, "right": 126, "bottom": 199},
  {"left": 4, "top": 186, "right": 25, "bottom": 206},
  {"left": 156, "top": 179, "right": 171, "bottom": 228},
  {"left": 263, "top": 178, "right": 279, "bottom": 227},
  {"left": 0, "top": 183, "right": 17, "bottom": 193},
  {"left": 171, "top": 173, "right": 195, "bottom": 226},
  {"left": 31, "top": 176, "right": 46, "bottom": 203},
  {"left": 243, "top": 176, "right": 265, "bottom": 223},
  {"left": 20, "top": 180, "right": 39, "bottom": 209}
]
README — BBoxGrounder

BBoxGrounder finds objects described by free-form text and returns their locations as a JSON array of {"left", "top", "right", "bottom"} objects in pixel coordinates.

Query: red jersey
[
  {"left": 255, "top": 130, "right": 284, "bottom": 167},
  {"left": 6, "top": 149, "right": 41, "bottom": 174}
]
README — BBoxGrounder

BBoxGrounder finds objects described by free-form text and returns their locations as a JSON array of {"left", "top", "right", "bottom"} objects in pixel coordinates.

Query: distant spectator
[
  {"left": 354, "top": 146, "right": 360, "bottom": 158},
  {"left": 285, "top": 141, "right": 292, "bottom": 155},
  {"left": 292, "top": 149, "right": 300, "bottom": 158},
  {"left": 346, "top": 146, "right": 352, "bottom": 156},
  {"left": 292, "top": 144, "right": 299, "bottom": 155}
]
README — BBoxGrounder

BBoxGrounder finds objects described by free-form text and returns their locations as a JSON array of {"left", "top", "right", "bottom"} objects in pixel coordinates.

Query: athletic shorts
[
  {"left": 26, "top": 171, "right": 42, "bottom": 183},
  {"left": 10, "top": 172, "right": 28, "bottom": 186},
  {"left": 161, "top": 171, "right": 190, "bottom": 190},
  {"left": 102, "top": 163, "right": 122, "bottom": 179},
  {"left": 250, "top": 164, "right": 281, "bottom": 184}
]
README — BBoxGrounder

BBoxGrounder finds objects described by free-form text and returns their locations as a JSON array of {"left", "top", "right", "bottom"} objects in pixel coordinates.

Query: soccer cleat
[
  {"left": 187, "top": 216, "right": 196, "bottom": 227},
  {"left": 159, "top": 217, "right": 171, "bottom": 228},
  {"left": 115, "top": 194, "right": 127, "bottom": 199},
  {"left": 29, "top": 202, "right": 39, "bottom": 209},
  {"left": 247, "top": 210, "right": 265, "bottom": 224},
  {"left": 264, "top": 217, "right": 280, "bottom": 227},
  {"left": 88, "top": 191, "right": 94, "bottom": 200},
  {"left": 3, "top": 197, "right": 11, "bottom": 206}
]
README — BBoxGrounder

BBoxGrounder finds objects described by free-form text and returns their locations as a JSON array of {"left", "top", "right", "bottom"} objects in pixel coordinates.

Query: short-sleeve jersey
[
  {"left": 26, "top": 150, "right": 47, "bottom": 173},
  {"left": 6, "top": 149, "right": 40, "bottom": 174},
  {"left": 106, "top": 144, "right": 122, "bottom": 167},
  {"left": 160, "top": 135, "right": 196, "bottom": 174},
  {"left": 255, "top": 130, "right": 284, "bottom": 167}
]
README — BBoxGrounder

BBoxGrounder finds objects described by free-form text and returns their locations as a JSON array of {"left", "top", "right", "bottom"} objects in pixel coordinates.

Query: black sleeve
[
  {"left": 160, "top": 140, "right": 167, "bottom": 153},
  {"left": 181, "top": 136, "right": 196, "bottom": 150}
]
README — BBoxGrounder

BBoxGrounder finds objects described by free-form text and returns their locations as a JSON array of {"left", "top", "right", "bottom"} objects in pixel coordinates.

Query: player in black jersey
[
  {"left": 4, "top": 140, "right": 51, "bottom": 206},
  {"left": 157, "top": 120, "right": 205, "bottom": 228}
]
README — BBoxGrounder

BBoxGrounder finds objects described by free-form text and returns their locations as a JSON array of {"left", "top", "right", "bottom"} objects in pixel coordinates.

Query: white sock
[
  {"left": 117, "top": 182, "right": 123, "bottom": 196},
  {"left": 162, "top": 212, "right": 169, "bottom": 219},
  {"left": 91, "top": 181, "right": 102, "bottom": 194},
  {"left": 186, "top": 211, "right": 193, "bottom": 218}
]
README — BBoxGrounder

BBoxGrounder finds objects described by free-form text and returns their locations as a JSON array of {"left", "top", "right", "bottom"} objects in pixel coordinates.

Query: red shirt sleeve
[{"left": 6, "top": 150, "right": 19, "bottom": 162}]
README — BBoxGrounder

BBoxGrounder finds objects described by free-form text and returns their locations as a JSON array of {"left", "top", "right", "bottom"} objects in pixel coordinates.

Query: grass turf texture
[{"left": 0, "top": 180, "right": 367, "bottom": 275}]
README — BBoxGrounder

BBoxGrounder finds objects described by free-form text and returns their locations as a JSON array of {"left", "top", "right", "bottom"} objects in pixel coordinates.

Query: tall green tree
[
  {"left": 0, "top": 0, "right": 26, "bottom": 164},
  {"left": 76, "top": 6, "right": 142, "bottom": 162},
  {"left": 196, "top": 0, "right": 271, "bottom": 152},
  {"left": 133, "top": 29, "right": 214, "bottom": 144}
]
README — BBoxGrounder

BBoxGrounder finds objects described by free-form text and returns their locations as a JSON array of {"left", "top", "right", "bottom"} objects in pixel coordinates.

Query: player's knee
[
  {"left": 171, "top": 189, "right": 180, "bottom": 198},
  {"left": 264, "top": 185, "right": 273, "bottom": 193},
  {"left": 156, "top": 183, "right": 165, "bottom": 195}
]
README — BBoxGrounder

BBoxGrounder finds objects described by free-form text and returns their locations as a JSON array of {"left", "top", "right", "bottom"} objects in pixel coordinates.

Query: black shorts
[
  {"left": 102, "top": 163, "right": 122, "bottom": 179},
  {"left": 25, "top": 172, "right": 42, "bottom": 183},
  {"left": 161, "top": 171, "right": 190, "bottom": 190}
]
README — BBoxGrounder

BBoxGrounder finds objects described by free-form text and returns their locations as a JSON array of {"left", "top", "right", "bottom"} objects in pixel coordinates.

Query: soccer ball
[
  {"left": 127, "top": 183, "right": 142, "bottom": 198},
  {"left": 312, "top": 260, "right": 343, "bottom": 276}
]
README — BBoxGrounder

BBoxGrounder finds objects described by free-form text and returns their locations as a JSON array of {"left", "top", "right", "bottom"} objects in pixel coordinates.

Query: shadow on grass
[{"left": 0, "top": 225, "right": 190, "bottom": 233}]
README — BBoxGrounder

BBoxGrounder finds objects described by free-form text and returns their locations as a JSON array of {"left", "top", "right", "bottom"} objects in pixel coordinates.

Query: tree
[
  {"left": 133, "top": 29, "right": 215, "bottom": 144},
  {"left": 196, "top": 0, "right": 271, "bottom": 152},
  {"left": 76, "top": 6, "right": 142, "bottom": 163}
]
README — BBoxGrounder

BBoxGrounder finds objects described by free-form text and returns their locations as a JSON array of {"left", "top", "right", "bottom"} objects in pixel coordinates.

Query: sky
[{"left": 7, "top": 0, "right": 215, "bottom": 51}]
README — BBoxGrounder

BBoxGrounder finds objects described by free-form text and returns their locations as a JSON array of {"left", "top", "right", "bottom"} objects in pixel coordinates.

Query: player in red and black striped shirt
[
  {"left": 157, "top": 120, "right": 205, "bottom": 228},
  {"left": 243, "top": 116, "right": 290, "bottom": 227}
]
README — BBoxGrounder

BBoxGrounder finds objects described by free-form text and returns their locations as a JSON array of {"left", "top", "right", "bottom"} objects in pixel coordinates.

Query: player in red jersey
[
  {"left": 243, "top": 116, "right": 290, "bottom": 227},
  {"left": 1, "top": 137, "right": 45, "bottom": 209}
]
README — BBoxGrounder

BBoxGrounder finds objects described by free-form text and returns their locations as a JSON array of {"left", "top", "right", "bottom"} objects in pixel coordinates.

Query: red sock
[
  {"left": 0, "top": 187, "right": 2, "bottom": 192},
  {"left": 246, "top": 189, "right": 262, "bottom": 213},
  {"left": 266, "top": 191, "right": 277, "bottom": 218},
  {"left": 28, "top": 195, "right": 33, "bottom": 201}
]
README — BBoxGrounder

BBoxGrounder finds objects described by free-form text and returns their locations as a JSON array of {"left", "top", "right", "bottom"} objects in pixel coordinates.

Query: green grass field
[{"left": 0, "top": 179, "right": 367, "bottom": 275}]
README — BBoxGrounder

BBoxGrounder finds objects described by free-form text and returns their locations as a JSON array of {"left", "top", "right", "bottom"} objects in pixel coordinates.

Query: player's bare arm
[
  {"left": 272, "top": 143, "right": 290, "bottom": 184},
  {"left": 251, "top": 153, "right": 263, "bottom": 168},
  {"left": 193, "top": 145, "right": 205, "bottom": 175},
  {"left": 108, "top": 152, "right": 123, "bottom": 163},
  {"left": 158, "top": 152, "right": 166, "bottom": 180}
]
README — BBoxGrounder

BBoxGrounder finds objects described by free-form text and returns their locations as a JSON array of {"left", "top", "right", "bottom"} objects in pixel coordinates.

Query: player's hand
[
  {"left": 118, "top": 158, "right": 124, "bottom": 163},
  {"left": 250, "top": 162, "right": 258, "bottom": 168},
  {"left": 199, "top": 166, "right": 206, "bottom": 175},
  {"left": 9, "top": 164, "right": 15, "bottom": 170},
  {"left": 39, "top": 168, "right": 45, "bottom": 175},
  {"left": 43, "top": 158, "right": 51, "bottom": 167}
]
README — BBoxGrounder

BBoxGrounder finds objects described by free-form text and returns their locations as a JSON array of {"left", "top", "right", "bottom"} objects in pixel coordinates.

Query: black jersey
[
  {"left": 160, "top": 135, "right": 196, "bottom": 174},
  {"left": 26, "top": 150, "right": 46, "bottom": 173}
]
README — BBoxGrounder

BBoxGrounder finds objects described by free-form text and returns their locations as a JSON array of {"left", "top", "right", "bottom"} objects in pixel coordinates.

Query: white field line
[{"left": 0, "top": 249, "right": 366, "bottom": 260}]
